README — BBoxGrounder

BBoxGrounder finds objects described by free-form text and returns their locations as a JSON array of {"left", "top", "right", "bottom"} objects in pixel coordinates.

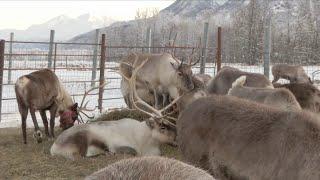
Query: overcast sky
[{"left": 0, "top": 1, "right": 174, "bottom": 30}]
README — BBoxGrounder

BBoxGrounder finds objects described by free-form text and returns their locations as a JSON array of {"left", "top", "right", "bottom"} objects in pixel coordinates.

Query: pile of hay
[{"left": 92, "top": 108, "right": 150, "bottom": 122}]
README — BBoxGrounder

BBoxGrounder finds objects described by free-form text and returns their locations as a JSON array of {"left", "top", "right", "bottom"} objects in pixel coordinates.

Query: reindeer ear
[{"left": 71, "top": 103, "right": 78, "bottom": 111}]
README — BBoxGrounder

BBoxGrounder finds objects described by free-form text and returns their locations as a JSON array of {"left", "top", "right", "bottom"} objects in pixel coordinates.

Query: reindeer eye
[
  {"left": 160, "top": 126, "right": 166, "bottom": 130},
  {"left": 177, "top": 72, "right": 182, "bottom": 76}
]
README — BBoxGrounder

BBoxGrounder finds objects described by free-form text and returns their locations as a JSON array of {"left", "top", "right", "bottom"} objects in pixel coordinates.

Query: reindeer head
[
  {"left": 59, "top": 103, "right": 78, "bottom": 130},
  {"left": 171, "top": 62, "right": 194, "bottom": 92},
  {"left": 146, "top": 117, "right": 177, "bottom": 146},
  {"left": 59, "top": 82, "right": 106, "bottom": 130},
  {"left": 170, "top": 47, "right": 201, "bottom": 92},
  {"left": 119, "top": 54, "right": 181, "bottom": 146}
]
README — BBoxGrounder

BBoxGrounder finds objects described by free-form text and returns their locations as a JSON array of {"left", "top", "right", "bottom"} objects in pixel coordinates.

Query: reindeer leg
[
  {"left": 154, "top": 90, "right": 162, "bottom": 109},
  {"left": 40, "top": 110, "right": 49, "bottom": 137},
  {"left": 29, "top": 107, "right": 43, "bottom": 143},
  {"left": 162, "top": 93, "right": 170, "bottom": 107},
  {"left": 20, "top": 107, "right": 28, "bottom": 144},
  {"left": 49, "top": 104, "right": 58, "bottom": 138}
]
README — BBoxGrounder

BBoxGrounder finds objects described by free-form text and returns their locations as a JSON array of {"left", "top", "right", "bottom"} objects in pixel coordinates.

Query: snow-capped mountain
[{"left": 0, "top": 13, "right": 115, "bottom": 41}]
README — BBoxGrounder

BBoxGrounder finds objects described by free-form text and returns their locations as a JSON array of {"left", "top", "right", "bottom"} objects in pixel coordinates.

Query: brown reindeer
[
  {"left": 177, "top": 75, "right": 207, "bottom": 112},
  {"left": 86, "top": 156, "right": 215, "bottom": 180},
  {"left": 194, "top": 73, "right": 212, "bottom": 86},
  {"left": 272, "top": 64, "right": 312, "bottom": 84},
  {"left": 15, "top": 69, "right": 96, "bottom": 144},
  {"left": 207, "top": 66, "right": 273, "bottom": 95},
  {"left": 228, "top": 76, "right": 301, "bottom": 111},
  {"left": 273, "top": 83, "right": 320, "bottom": 113},
  {"left": 120, "top": 52, "right": 198, "bottom": 109},
  {"left": 178, "top": 95, "right": 320, "bottom": 180}
]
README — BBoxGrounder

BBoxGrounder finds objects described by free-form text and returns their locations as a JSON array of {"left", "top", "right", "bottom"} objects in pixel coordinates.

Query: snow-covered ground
[{"left": 0, "top": 62, "right": 319, "bottom": 128}]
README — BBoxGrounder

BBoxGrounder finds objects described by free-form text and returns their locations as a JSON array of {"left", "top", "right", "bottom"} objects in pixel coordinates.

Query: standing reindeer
[
  {"left": 51, "top": 58, "right": 180, "bottom": 160},
  {"left": 120, "top": 52, "right": 197, "bottom": 109},
  {"left": 15, "top": 69, "right": 96, "bottom": 144},
  {"left": 273, "top": 83, "right": 320, "bottom": 113},
  {"left": 272, "top": 64, "right": 312, "bottom": 84},
  {"left": 178, "top": 95, "right": 320, "bottom": 179},
  {"left": 207, "top": 66, "right": 273, "bottom": 95},
  {"left": 228, "top": 76, "right": 301, "bottom": 111}
]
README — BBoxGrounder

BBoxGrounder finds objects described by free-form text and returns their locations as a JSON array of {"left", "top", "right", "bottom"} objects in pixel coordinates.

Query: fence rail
[
  {"left": 0, "top": 34, "right": 216, "bottom": 127},
  {"left": 0, "top": 30, "right": 319, "bottom": 128}
]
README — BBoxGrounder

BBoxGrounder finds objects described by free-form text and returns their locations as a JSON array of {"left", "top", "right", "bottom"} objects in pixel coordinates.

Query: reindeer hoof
[{"left": 33, "top": 130, "right": 43, "bottom": 143}]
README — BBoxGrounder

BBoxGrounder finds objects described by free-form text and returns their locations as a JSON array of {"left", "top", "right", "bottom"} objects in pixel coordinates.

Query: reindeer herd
[{"left": 13, "top": 52, "right": 320, "bottom": 179}]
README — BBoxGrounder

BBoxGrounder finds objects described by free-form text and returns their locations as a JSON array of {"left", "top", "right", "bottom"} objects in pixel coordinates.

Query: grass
[{"left": 0, "top": 109, "right": 181, "bottom": 179}]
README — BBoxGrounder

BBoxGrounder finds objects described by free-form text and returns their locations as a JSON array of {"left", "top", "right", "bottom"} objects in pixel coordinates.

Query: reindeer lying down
[
  {"left": 50, "top": 118, "right": 176, "bottom": 160},
  {"left": 228, "top": 76, "right": 301, "bottom": 111}
]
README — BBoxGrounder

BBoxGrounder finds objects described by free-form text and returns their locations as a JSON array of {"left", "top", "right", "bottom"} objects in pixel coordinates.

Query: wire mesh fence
[
  {"left": 0, "top": 33, "right": 319, "bottom": 128},
  {"left": 0, "top": 39, "right": 216, "bottom": 127}
]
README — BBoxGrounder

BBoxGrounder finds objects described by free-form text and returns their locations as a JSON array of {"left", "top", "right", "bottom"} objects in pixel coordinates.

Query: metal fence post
[
  {"left": 53, "top": 43, "right": 57, "bottom": 72},
  {"left": 98, "top": 34, "right": 106, "bottom": 113},
  {"left": 263, "top": 14, "right": 271, "bottom": 79},
  {"left": 146, "top": 27, "right": 152, "bottom": 53},
  {"left": 91, "top": 29, "right": 100, "bottom": 87},
  {"left": 0, "top": 40, "right": 5, "bottom": 122},
  {"left": 48, "top": 30, "right": 55, "bottom": 68},
  {"left": 216, "top": 27, "right": 222, "bottom": 73},
  {"left": 8, "top": 32, "right": 13, "bottom": 84},
  {"left": 200, "top": 22, "right": 209, "bottom": 74}
]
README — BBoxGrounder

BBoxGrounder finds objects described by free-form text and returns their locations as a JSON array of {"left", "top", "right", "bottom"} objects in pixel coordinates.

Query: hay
[
  {"left": 92, "top": 108, "right": 150, "bottom": 122},
  {"left": 0, "top": 108, "right": 181, "bottom": 179}
]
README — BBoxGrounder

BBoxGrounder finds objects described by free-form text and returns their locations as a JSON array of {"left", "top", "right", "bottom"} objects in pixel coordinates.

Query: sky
[{"left": 0, "top": 1, "right": 174, "bottom": 30}]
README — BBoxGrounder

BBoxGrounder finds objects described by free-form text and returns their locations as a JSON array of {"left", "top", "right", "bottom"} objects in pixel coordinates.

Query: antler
[
  {"left": 78, "top": 82, "right": 107, "bottom": 120},
  {"left": 118, "top": 53, "right": 181, "bottom": 126},
  {"left": 187, "top": 37, "right": 202, "bottom": 66}
]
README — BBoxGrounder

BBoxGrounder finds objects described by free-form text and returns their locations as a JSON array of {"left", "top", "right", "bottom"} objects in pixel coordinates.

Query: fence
[
  {"left": 0, "top": 29, "right": 320, "bottom": 128},
  {"left": 0, "top": 34, "right": 216, "bottom": 127}
]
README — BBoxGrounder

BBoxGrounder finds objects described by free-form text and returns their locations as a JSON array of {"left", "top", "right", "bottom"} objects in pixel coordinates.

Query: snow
[{"left": 0, "top": 63, "right": 319, "bottom": 128}]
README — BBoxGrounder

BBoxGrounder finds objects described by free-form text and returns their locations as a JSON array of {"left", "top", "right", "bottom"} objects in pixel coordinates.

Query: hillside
[{"left": 0, "top": 14, "right": 115, "bottom": 41}]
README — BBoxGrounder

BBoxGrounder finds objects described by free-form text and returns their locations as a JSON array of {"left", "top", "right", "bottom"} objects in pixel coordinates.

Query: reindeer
[
  {"left": 194, "top": 73, "right": 212, "bottom": 86},
  {"left": 207, "top": 66, "right": 273, "bottom": 95},
  {"left": 273, "top": 83, "right": 320, "bottom": 113},
  {"left": 51, "top": 58, "right": 180, "bottom": 160},
  {"left": 272, "top": 64, "right": 312, "bottom": 84},
  {"left": 228, "top": 76, "right": 301, "bottom": 111},
  {"left": 120, "top": 52, "right": 198, "bottom": 109},
  {"left": 86, "top": 156, "right": 215, "bottom": 180},
  {"left": 15, "top": 69, "right": 98, "bottom": 144},
  {"left": 177, "top": 75, "right": 208, "bottom": 112},
  {"left": 178, "top": 95, "right": 320, "bottom": 179}
]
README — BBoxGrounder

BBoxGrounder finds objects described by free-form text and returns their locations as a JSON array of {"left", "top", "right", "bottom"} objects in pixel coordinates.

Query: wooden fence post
[
  {"left": 216, "top": 27, "right": 222, "bottom": 73},
  {"left": 0, "top": 40, "right": 5, "bottom": 122},
  {"left": 98, "top": 34, "right": 106, "bottom": 113}
]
